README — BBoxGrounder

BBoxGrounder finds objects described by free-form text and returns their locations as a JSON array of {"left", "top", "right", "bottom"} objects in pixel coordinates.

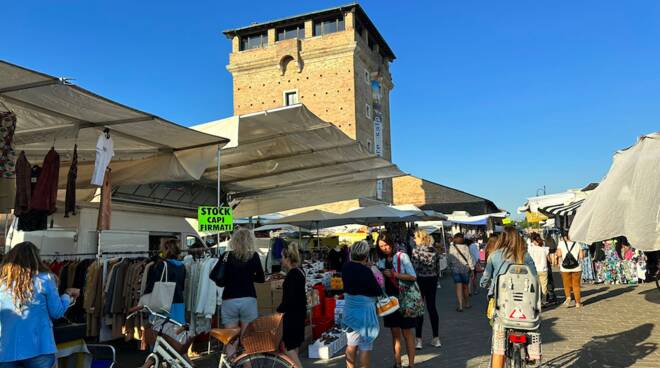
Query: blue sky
[{"left": 3, "top": 1, "right": 659, "bottom": 216}]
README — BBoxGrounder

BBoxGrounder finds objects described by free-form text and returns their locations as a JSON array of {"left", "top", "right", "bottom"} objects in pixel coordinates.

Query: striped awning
[{"left": 539, "top": 199, "right": 585, "bottom": 217}]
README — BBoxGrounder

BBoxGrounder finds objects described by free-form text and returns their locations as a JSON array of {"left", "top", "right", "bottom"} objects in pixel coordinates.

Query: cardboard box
[
  {"left": 255, "top": 280, "right": 285, "bottom": 308},
  {"left": 258, "top": 306, "right": 274, "bottom": 316},
  {"left": 308, "top": 332, "right": 347, "bottom": 360},
  {"left": 272, "top": 289, "right": 284, "bottom": 308},
  {"left": 255, "top": 283, "right": 274, "bottom": 308}
]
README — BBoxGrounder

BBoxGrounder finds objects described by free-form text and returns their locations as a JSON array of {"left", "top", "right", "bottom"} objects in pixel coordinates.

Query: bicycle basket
[{"left": 242, "top": 313, "right": 284, "bottom": 354}]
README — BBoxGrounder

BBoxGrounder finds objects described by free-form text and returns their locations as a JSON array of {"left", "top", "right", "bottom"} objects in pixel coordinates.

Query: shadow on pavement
[
  {"left": 583, "top": 286, "right": 636, "bottom": 306},
  {"left": 542, "top": 323, "right": 657, "bottom": 368},
  {"left": 639, "top": 287, "right": 660, "bottom": 305}
]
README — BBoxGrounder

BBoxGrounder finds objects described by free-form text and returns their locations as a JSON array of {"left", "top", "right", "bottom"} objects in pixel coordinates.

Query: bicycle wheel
[
  {"left": 513, "top": 344, "right": 524, "bottom": 368},
  {"left": 233, "top": 353, "right": 295, "bottom": 368}
]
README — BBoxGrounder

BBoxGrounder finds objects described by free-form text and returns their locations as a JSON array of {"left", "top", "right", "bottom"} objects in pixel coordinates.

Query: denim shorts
[
  {"left": 0, "top": 354, "right": 56, "bottom": 368},
  {"left": 346, "top": 330, "right": 373, "bottom": 351},
  {"left": 452, "top": 272, "right": 470, "bottom": 284},
  {"left": 221, "top": 297, "right": 258, "bottom": 326}
]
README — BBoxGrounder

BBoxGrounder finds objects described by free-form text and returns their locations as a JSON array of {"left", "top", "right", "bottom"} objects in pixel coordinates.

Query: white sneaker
[
  {"left": 563, "top": 299, "right": 573, "bottom": 308},
  {"left": 415, "top": 338, "right": 423, "bottom": 350},
  {"left": 431, "top": 337, "right": 442, "bottom": 347}
]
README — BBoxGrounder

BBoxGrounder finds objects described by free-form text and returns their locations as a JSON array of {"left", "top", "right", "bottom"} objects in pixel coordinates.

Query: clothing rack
[{"left": 41, "top": 252, "right": 98, "bottom": 258}]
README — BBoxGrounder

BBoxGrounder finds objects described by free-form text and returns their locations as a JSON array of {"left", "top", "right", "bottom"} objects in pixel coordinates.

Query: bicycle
[
  {"left": 127, "top": 306, "right": 295, "bottom": 368},
  {"left": 505, "top": 329, "right": 541, "bottom": 368}
]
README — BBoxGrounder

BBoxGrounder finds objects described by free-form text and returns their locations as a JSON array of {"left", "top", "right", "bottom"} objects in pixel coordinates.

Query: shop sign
[
  {"left": 198, "top": 206, "right": 233, "bottom": 232},
  {"left": 373, "top": 117, "right": 383, "bottom": 157}
]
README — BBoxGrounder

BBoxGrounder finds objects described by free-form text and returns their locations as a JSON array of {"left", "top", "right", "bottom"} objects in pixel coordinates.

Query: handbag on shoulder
[
  {"left": 396, "top": 252, "right": 425, "bottom": 318},
  {"left": 209, "top": 252, "right": 230, "bottom": 287},
  {"left": 139, "top": 261, "right": 176, "bottom": 313}
]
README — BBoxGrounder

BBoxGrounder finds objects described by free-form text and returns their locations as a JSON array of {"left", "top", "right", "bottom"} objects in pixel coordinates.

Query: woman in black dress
[{"left": 277, "top": 243, "right": 306, "bottom": 368}]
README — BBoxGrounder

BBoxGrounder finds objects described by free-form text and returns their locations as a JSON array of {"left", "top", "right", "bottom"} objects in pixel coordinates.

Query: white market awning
[
  {"left": 1, "top": 60, "right": 229, "bottom": 187},
  {"left": 570, "top": 132, "right": 660, "bottom": 251},
  {"left": 192, "top": 105, "right": 405, "bottom": 216}
]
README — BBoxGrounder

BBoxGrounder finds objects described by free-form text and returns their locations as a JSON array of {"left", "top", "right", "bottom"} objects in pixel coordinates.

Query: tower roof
[{"left": 223, "top": 2, "right": 395, "bottom": 60}]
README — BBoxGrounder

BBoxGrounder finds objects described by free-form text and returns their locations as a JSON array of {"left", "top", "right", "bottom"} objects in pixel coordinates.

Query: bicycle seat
[{"left": 210, "top": 328, "right": 241, "bottom": 344}]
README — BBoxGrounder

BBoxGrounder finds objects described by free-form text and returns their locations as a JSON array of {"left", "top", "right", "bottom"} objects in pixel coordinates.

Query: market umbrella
[
  {"left": 569, "top": 132, "right": 660, "bottom": 251},
  {"left": 332, "top": 205, "right": 420, "bottom": 226},
  {"left": 266, "top": 209, "right": 352, "bottom": 248}
]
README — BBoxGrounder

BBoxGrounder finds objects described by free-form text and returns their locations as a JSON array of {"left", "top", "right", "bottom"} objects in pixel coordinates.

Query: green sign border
[{"left": 198, "top": 206, "right": 233, "bottom": 233}]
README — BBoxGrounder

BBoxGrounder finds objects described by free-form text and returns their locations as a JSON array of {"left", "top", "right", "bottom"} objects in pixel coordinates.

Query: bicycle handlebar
[{"left": 126, "top": 305, "right": 186, "bottom": 328}]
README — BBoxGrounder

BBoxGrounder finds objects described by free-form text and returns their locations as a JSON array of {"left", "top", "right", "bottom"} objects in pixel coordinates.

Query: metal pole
[{"left": 216, "top": 145, "right": 222, "bottom": 246}]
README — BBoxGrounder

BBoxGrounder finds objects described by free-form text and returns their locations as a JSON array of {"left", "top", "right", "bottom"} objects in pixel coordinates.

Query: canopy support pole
[{"left": 216, "top": 145, "right": 222, "bottom": 247}]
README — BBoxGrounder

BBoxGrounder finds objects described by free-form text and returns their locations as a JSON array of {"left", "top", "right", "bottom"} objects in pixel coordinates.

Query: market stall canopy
[
  {"left": 192, "top": 104, "right": 404, "bottom": 216},
  {"left": 266, "top": 209, "right": 350, "bottom": 229},
  {"left": 539, "top": 199, "right": 585, "bottom": 218},
  {"left": 446, "top": 211, "right": 508, "bottom": 226},
  {"left": 570, "top": 133, "right": 660, "bottom": 251},
  {"left": 0, "top": 60, "right": 229, "bottom": 187},
  {"left": 518, "top": 192, "right": 580, "bottom": 214},
  {"left": 331, "top": 204, "right": 421, "bottom": 225},
  {"left": 392, "top": 204, "right": 448, "bottom": 221}
]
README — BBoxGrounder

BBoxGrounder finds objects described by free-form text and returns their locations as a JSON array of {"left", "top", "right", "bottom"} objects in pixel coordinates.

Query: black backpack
[{"left": 562, "top": 242, "right": 580, "bottom": 270}]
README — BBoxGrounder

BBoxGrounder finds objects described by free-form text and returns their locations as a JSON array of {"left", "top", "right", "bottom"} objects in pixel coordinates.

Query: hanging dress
[{"left": 580, "top": 242, "right": 595, "bottom": 282}]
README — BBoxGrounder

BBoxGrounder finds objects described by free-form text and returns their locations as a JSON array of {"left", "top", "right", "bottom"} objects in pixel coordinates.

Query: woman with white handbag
[
  {"left": 142, "top": 239, "right": 187, "bottom": 324},
  {"left": 341, "top": 241, "right": 383, "bottom": 368}
]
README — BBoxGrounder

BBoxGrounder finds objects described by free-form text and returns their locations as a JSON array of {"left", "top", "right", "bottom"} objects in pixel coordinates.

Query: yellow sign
[
  {"left": 525, "top": 211, "right": 548, "bottom": 223},
  {"left": 502, "top": 218, "right": 512, "bottom": 225}
]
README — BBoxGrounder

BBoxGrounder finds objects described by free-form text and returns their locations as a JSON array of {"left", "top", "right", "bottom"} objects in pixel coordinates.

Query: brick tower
[{"left": 224, "top": 3, "right": 395, "bottom": 204}]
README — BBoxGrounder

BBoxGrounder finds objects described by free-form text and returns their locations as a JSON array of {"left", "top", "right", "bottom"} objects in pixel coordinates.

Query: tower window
[
  {"left": 284, "top": 90, "right": 299, "bottom": 106},
  {"left": 277, "top": 24, "right": 305, "bottom": 41},
  {"left": 355, "top": 18, "right": 364, "bottom": 38},
  {"left": 365, "top": 103, "right": 372, "bottom": 119},
  {"left": 240, "top": 32, "right": 268, "bottom": 50},
  {"left": 368, "top": 35, "right": 376, "bottom": 51},
  {"left": 364, "top": 69, "right": 370, "bottom": 84},
  {"left": 314, "top": 15, "right": 345, "bottom": 36}
]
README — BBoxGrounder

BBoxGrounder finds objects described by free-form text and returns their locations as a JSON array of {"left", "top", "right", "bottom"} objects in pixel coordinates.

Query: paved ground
[
  {"left": 114, "top": 270, "right": 660, "bottom": 367},
  {"left": 299, "top": 269, "right": 660, "bottom": 368}
]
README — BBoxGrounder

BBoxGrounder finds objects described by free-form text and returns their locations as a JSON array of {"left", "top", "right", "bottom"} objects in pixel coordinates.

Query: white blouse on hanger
[{"left": 91, "top": 133, "right": 114, "bottom": 186}]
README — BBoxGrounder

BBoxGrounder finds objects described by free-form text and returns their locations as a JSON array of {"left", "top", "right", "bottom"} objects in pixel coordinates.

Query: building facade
[{"left": 224, "top": 3, "right": 395, "bottom": 204}]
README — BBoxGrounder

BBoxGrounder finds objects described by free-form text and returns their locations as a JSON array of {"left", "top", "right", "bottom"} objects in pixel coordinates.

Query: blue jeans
[{"left": 0, "top": 354, "right": 56, "bottom": 368}]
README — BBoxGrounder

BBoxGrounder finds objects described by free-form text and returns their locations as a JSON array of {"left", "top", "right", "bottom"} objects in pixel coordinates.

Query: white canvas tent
[
  {"left": 192, "top": 105, "right": 404, "bottom": 217},
  {"left": 570, "top": 133, "right": 660, "bottom": 251},
  {"left": 1, "top": 60, "right": 229, "bottom": 188}
]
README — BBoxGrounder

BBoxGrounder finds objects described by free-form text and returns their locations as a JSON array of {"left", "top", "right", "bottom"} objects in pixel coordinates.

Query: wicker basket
[{"left": 242, "top": 313, "right": 284, "bottom": 354}]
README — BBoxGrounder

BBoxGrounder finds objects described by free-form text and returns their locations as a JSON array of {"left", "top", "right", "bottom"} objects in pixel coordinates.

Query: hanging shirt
[
  {"left": 91, "top": 133, "right": 114, "bottom": 186},
  {"left": 0, "top": 111, "right": 17, "bottom": 179},
  {"left": 30, "top": 148, "right": 59, "bottom": 214}
]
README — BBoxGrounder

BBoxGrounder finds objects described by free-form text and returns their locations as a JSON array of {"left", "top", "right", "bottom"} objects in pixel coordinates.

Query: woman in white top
[
  {"left": 528, "top": 233, "right": 550, "bottom": 303},
  {"left": 556, "top": 233, "right": 584, "bottom": 308}
]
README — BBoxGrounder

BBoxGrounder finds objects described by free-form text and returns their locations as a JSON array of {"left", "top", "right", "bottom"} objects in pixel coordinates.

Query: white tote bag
[{"left": 140, "top": 261, "right": 176, "bottom": 313}]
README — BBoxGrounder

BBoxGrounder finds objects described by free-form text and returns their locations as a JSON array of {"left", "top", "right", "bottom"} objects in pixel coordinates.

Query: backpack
[{"left": 494, "top": 263, "right": 541, "bottom": 330}]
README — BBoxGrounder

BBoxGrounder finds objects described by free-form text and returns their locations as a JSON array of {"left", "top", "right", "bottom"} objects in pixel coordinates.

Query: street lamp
[{"left": 536, "top": 185, "right": 546, "bottom": 197}]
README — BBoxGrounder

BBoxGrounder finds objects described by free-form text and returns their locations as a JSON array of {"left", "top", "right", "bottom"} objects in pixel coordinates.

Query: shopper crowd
[{"left": 3, "top": 225, "right": 658, "bottom": 368}]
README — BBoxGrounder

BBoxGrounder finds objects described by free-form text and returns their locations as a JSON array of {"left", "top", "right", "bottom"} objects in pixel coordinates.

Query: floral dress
[
  {"left": 580, "top": 243, "right": 595, "bottom": 282},
  {"left": 595, "top": 240, "right": 622, "bottom": 284}
]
